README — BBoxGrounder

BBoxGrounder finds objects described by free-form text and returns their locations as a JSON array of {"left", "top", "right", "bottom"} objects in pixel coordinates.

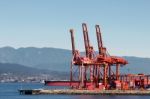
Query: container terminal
[{"left": 19, "top": 23, "right": 150, "bottom": 95}]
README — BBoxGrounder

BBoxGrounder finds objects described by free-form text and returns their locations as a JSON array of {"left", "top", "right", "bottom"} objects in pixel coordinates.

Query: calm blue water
[{"left": 0, "top": 83, "right": 150, "bottom": 99}]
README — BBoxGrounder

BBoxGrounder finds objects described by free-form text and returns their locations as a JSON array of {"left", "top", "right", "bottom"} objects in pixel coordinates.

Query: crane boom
[
  {"left": 95, "top": 25, "right": 103, "bottom": 55},
  {"left": 82, "top": 23, "right": 90, "bottom": 57},
  {"left": 70, "top": 29, "right": 76, "bottom": 55}
]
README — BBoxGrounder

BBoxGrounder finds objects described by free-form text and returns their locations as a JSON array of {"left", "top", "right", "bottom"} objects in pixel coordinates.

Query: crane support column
[{"left": 116, "top": 64, "right": 120, "bottom": 80}]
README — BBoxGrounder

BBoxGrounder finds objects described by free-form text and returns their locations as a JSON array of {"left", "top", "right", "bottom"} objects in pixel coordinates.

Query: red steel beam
[{"left": 70, "top": 29, "right": 76, "bottom": 55}]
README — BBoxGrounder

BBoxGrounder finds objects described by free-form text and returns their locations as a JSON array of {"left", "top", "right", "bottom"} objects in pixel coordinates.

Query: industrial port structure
[{"left": 45, "top": 23, "right": 150, "bottom": 90}]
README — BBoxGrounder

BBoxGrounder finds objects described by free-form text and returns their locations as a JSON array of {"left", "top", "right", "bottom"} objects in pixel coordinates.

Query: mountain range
[{"left": 0, "top": 46, "right": 150, "bottom": 75}]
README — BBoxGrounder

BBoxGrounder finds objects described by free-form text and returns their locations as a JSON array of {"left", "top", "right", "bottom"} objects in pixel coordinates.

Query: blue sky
[{"left": 0, "top": 0, "right": 150, "bottom": 57}]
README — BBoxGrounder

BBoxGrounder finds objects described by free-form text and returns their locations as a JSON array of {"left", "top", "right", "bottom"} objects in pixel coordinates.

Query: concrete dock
[{"left": 19, "top": 89, "right": 150, "bottom": 95}]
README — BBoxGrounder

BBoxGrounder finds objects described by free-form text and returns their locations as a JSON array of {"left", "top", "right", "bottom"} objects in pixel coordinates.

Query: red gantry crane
[{"left": 69, "top": 23, "right": 128, "bottom": 90}]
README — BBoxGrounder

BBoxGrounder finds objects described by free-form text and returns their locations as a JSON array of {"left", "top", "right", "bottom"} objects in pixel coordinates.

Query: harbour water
[{"left": 0, "top": 83, "right": 150, "bottom": 99}]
